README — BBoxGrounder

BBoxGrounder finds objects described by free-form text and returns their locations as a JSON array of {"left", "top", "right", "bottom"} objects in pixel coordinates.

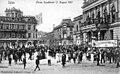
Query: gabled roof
[{"left": 54, "top": 19, "right": 74, "bottom": 30}]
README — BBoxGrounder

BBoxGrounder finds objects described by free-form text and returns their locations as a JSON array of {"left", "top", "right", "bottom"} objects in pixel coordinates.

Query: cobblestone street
[{"left": 0, "top": 53, "right": 119, "bottom": 74}]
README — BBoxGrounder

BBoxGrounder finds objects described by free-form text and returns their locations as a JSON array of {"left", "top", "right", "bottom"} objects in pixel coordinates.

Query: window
[
  {"left": 86, "top": 15, "right": 91, "bottom": 25},
  {"left": 0, "top": 33, "right": 4, "bottom": 38},
  {"left": 76, "top": 36, "right": 78, "bottom": 39},
  {"left": 76, "top": 25, "right": 78, "bottom": 32},
  {"left": 36, "top": 34, "right": 37, "bottom": 38},
  {"left": 15, "top": 13, "right": 17, "bottom": 17},
  {"left": 22, "top": 25, "right": 25, "bottom": 30},
  {"left": 33, "top": 33, "right": 34, "bottom": 38},
  {"left": 0, "top": 24, "right": 3, "bottom": 29},
  {"left": 18, "top": 14, "right": 21, "bottom": 17},
  {"left": 12, "top": 24, "right": 14, "bottom": 29},
  {"left": 28, "top": 33, "right": 31, "bottom": 38},
  {"left": 110, "top": 30, "right": 113, "bottom": 39},
  {"left": 79, "top": 21, "right": 81, "bottom": 25},
  {"left": 92, "top": 13, "right": 94, "bottom": 23},
  {"left": 97, "top": 11, "right": 100, "bottom": 23},
  {"left": 17, "top": 25, "right": 19, "bottom": 29},
  {"left": 70, "top": 28, "right": 72, "bottom": 31},
  {"left": 6, "top": 13, "right": 9, "bottom": 16},
  {"left": 11, "top": 33, "right": 15, "bottom": 38},
  {"left": 34, "top": 25, "right": 36, "bottom": 30},
  {"left": 28, "top": 25, "right": 31, "bottom": 30},
  {"left": 104, "top": 8, "right": 107, "bottom": 23},
  {"left": 6, "top": 24, "right": 9, "bottom": 29},
  {"left": 12, "top": 13, "right": 14, "bottom": 17},
  {"left": 28, "top": 19, "right": 31, "bottom": 21},
  {"left": 70, "top": 32, "right": 72, "bottom": 34},
  {"left": 22, "top": 34, "right": 26, "bottom": 38},
  {"left": 111, "top": 5, "right": 116, "bottom": 23}
]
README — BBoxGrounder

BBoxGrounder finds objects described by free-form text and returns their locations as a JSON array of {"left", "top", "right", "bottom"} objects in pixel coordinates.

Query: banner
[{"left": 92, "top": 40, "right": 118, "bottom": 47}]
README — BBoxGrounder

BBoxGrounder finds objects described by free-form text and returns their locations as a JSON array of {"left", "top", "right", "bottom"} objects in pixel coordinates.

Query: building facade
[
  {"left": 0, "top": 7, "right": 38, "bottom": 47},
  {"left": 73, "top": 15, "right": 83, "bottom": 45},
  {"left": 53, "top": 19, "right": 74, "bottom": 46},
  {"left": 37, "top": 31, "right": 55, "bottom": 47},
  {"left": 81, "top": 0, "right": 120, "bottom": 45}
]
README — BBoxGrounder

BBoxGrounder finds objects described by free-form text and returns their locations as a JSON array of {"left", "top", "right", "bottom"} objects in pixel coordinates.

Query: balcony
[
  {"left": 73, "top": 30, "right": 81, "bottom": 35},
  {"left": 0, "top": 29, "right": 27, "bottom": 32},
  {"left": 81, "top": 24, "right": 96, "bottom": 31},
  {"left": 0, "top": 38, "right": 28, "bottom": 41}
]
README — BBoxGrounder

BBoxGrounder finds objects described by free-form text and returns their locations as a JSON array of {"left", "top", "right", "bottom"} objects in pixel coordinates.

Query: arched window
[
  {"left": 92, "top": 13, "right": 94, "bottom": 23},
  {"left": 97, "top": 11, "right": 100, "bottom": 23},
  {"left": 76, "top": 25, "right": 78, "bottom": 32},
  {"left": 86, "top": 15, "right": 90, "bottom": 25},
  {"left": 111, "top": 5, "right": 116, "bottom": 23},
  {"left": 103, "top": 8, "right": 107, "bottom": 23}
]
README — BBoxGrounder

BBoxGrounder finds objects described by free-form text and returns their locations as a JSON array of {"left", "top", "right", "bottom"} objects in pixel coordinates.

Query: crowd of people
[{"left": 0, "top": 43, "right": 120, "bottom": 71}]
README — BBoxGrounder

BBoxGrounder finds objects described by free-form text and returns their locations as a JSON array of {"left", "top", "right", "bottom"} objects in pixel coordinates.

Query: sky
[{"left": 0, "top": 0, "right": 83, "bottom": 32}]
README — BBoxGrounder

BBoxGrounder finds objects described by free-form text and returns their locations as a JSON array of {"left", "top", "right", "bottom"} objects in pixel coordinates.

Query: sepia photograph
[{"left": 0, "top": 0, "right": 120, "bottom": 74}]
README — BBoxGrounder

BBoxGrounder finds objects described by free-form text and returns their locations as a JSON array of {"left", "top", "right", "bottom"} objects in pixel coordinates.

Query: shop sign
[
  {"left": 81, "top": 24, "right": 96, "bottom": 30},
  {"left": 92, "top": 40, "right": 118, "bottom": 47}
]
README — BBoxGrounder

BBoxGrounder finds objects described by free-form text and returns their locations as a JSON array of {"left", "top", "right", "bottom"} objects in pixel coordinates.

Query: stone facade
[
  {"left": 81, "top": 0, "right": 120, "bottom": 45},
  {"left": 73, "top": 15, "right": 83, "bottom": 45},
  {"left": 0, "top": 7, "right": 38, "bottom": 46},
  {"left": 53, "top": 19, "right": 74, "bottom": 46}
]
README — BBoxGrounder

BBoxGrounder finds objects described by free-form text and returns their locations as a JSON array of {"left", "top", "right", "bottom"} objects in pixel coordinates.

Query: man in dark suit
[{"left": 34, "top": 57, "right": 40, "bottom": 71}]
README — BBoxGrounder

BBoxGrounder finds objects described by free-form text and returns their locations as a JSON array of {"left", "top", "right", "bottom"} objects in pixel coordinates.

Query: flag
[{"left": 36, "top": 13, "right": 43, "bottom": 25}]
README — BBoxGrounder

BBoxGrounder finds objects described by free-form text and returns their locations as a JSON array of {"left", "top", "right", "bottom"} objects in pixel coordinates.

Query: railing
[
  {"left": 0, "top": 29, "right": 27, "bottom": 32},
  {"left": 81, "top": 24, "right": 96, "bottom": 30},
  {"left": 0, "top": 38, "right": 28, "bottom": 40}
]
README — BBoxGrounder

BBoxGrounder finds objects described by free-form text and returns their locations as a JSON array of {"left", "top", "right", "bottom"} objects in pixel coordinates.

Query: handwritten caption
[
  {"left": 36, "top": 1, "right": 73, "bottom": 4},
  {"left": 8, "top": 1, "right": 73, "bottom": 4},
  {"left": 8, "top": 1, "right": 15, "bottom": 4},
  {"left": 1, "top": 71, "right": 34, "bottom": 73}
]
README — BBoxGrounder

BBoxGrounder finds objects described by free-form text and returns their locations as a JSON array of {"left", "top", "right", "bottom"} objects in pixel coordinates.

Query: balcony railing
[{"left": 0, "top": 29, "right": 27, "bottom": 32}]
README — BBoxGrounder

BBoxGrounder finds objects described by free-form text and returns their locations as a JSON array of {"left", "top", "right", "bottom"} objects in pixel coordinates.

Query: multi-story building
[
  {"left": 45, "top": 31, "right": 54, "bottom": 47},
  {"left": 81, "top": 0, "right": 120, "bottom": 44},
  {"left": 53, "top": 19, "right": 74, "bottom": 46},
  {"left": 37, "top": 31, "right": 54, "bottom": 47},
  {"left": 23, "top": 16, "right": 38, "bottom": 45},
  {"left": 0, "top": 7, "right": 38, "bottom": 47},
  {"left": 73, "top": 15, "right": 83, "bottom": 45}
]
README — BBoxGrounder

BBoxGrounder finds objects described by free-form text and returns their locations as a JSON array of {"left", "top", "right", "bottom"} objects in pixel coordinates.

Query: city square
[
  {"left": 0, "top": 53, "right": 119, "bottom": 74},
  {"left": 0, "top": 0, "right": 120, "bottom": 74}
]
